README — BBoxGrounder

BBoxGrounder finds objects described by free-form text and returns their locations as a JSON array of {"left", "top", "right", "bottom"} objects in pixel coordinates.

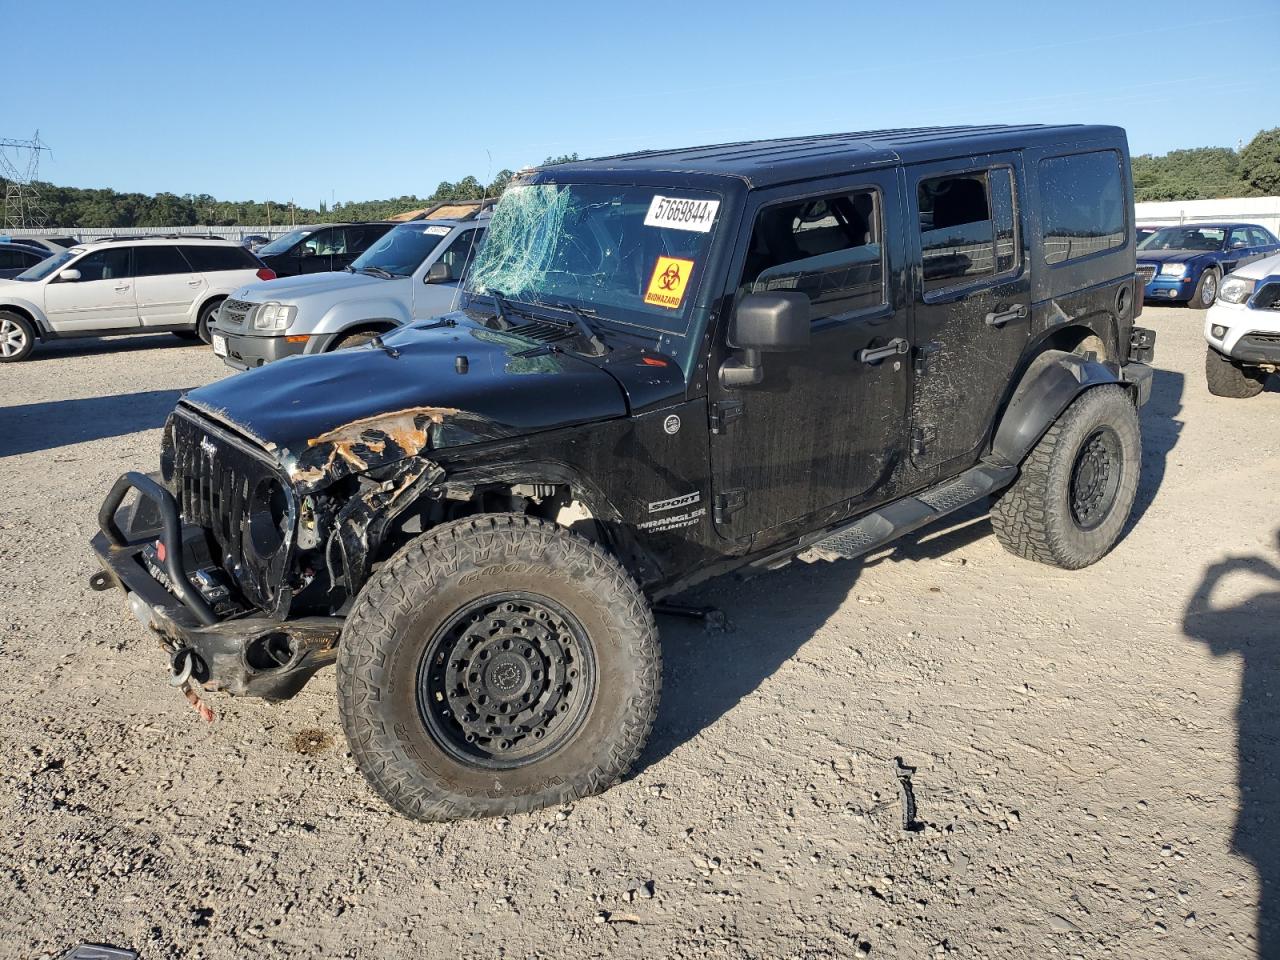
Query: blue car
[{"left": 1137, "top": 222, "right": 1280, "bottom": 308}]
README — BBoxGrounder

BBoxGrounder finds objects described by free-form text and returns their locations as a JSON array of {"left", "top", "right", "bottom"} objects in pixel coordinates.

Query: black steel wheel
[
  {"left": 337, "top": 514, "right": 660, "bottom": 821},
  {"left": 417, "top": 592, "right": 597, "bottom": 769},
  {"left": 1069, "top": 426, "right": 1123, "bottom": 531}
]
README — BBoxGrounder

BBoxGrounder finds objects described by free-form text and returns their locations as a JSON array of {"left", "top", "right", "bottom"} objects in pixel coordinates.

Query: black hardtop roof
[{"left": 541, "top": 125, "right": 1126, "bottom": 188}]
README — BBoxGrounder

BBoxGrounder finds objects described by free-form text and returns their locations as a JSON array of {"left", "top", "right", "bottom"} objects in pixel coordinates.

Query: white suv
[
  {"left": 0, "top": 236, "right": 274, "bottom": 362},
  {"left": 1204, "top": 251, "right": 1280, "bottom": 398}
]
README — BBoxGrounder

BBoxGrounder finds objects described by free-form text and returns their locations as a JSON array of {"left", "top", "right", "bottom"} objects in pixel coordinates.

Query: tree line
[
  {"left": 1, "top": 154, "right": 579, "bottom": 229},
  {"left": 11, "top": 132, "right": 1277, "bottom": 227},
  {"left": 1133, "top": 127, "right": 1279, "bottom": 201}
]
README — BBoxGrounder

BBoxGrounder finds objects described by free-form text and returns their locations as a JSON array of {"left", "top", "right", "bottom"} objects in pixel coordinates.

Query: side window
[
  {"left": 73, "top": 247, "right": 132, "bottom": 282},
  {"left": 1039, "top": 150, "right": 1126, "bottom": 265},
  {"left": 917, "top": 168, "right": 1017, "bottom": 292},
  {"left": 304, "top": 228, "right": 346, "bottom": 256},
  {"left": 740, "top": 188, "right": 884, "bottom": 322},
  {"left": 0, "top": 248, "right": 40, "bottom": 269},
  {"left": 435, "top": 229, "right": 484, "bottom": 281},
  {"left": 346, "top": 226, "right": 385, "bottom": 253},
  {"left": 181, "top": 245, "right": 258, "bottom": 272},
  {"left": 1228, "top": 227, "right": 1252, "bottom": 250},
  {"left": 134, "top": 245, "right": 192, "bottom": 276},
  {"left": 1250, "top": 227, "right": 1275, "bottom": 247}
]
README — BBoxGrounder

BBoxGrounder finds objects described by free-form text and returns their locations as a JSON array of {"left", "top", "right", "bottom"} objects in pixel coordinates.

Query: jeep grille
[{"left": 170, "top": 410, "right": 294, "bottom": 614}]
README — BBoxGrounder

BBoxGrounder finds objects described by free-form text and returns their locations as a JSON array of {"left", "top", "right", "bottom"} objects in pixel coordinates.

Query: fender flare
[{"left": 990, "top": 350, "right": 1144, "bottom": 467}]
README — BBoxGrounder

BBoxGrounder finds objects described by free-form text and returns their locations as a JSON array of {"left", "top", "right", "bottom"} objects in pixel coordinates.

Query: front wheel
[
  {"left": 990, "top": 385, "right": 1141, "bottom": 570},
  {"left": 1205, "top": 346, "right": 1267, "bottom": 398},
  {"left": 337, "top": 514, "right": 661, "bottom": 821},
  {"left": 1192, "top": 268, "right": 1219, "bottom": 309}
]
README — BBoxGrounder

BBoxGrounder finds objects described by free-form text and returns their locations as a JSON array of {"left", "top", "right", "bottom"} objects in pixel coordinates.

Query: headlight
[
  {"left": 252, "top": 302, "right": 297, "bottom": 331},
  {"left": 1159, "top": 263, "right": 1187, "bottom": 277},
  {"left": 1217, "top": 276, "right": 1256, "bottom": 305}
]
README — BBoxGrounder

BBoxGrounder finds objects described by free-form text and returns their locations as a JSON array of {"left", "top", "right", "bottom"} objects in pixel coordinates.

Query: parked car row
[{"left": 1136, "top": 222, "right": 1280, "bottom": 307}]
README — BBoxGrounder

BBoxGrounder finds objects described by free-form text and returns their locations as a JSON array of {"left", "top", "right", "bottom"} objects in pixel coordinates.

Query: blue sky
[{"left": 5, "top": 0, "right": 1278, "bottom": 204}]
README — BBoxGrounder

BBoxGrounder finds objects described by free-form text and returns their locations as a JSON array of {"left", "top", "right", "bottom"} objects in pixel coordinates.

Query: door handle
[
  {"left": 114, "top": 284, "right": 130, "bottom": 292},
  {"left": 187, "top": 278, "right": 203, "bottom": 286},
  {"left": 859, "top": 337, "right": 910, "bottom": 364},
  {"left": 985, "top": 304, "right": 1028, "bottom": 327}
]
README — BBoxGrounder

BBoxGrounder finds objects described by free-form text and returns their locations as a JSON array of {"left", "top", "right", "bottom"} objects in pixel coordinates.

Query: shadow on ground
[
  {"left": 24, "top": 333, "right": 204, "bottom": 361},
  {"left": 1183, "top": 530, "right": 1280, "bottom": 957},
  {"left": 1130, "top": 366, "right": 1184, "bottom": 528},
  {"left": 640, "top": 507, "right": 993, "bottom": 772},
  {"left": 0, "top": 388, "right": 193, "bottom": 457}
]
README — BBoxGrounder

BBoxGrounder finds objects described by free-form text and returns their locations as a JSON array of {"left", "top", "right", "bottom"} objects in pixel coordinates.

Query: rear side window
[
  {"left": 0, "top": 248, "right": 40, "bottom": 269},
  {"left": 346, "top": 225, "right": 390, "bottom": 252},
  {"left": 181, "top": 245, "right": 259, "bottom": 272},
  {"left": 1250, "top": 226, "right": 1276, "bottom": 247},
  {"left": 740, "top": 188, "right": 884, "bottom": 322},
  {"left": 135, "top": 245, "right": 192, "bottom": 276},
  {"left": 918, "top": 168, "right": 1018, "bottom": 293},
  {"left": 1039, "top": 151, "right": 1126, "bottom": 265}
]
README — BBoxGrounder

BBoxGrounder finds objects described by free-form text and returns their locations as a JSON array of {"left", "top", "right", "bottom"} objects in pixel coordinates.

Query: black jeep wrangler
[{"left": 91, "top": 125, "right": 1156, "bottom": 820}]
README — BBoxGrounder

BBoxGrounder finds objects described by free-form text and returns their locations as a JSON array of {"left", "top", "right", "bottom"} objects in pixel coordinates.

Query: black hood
[{"left": 182, "top": 316, "right": 629, "bottom": 489}]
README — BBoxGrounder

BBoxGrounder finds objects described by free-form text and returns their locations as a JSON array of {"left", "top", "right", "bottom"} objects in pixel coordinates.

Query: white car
[
  {"left": 0, "top": 236, "right": 275, "bottom": 362},
  {"left": 1203, "top": 250, "right": 1280, "bottom": 398}
]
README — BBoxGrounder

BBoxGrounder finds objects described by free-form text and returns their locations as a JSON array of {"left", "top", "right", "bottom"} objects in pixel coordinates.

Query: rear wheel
[
  {"left": 337, "top": 514, "right": 661, "bottom": 821},
  {"left": 990, "top": 385, "right": 1141, "bottom": 570},
  {"left": 0, "top": 311, "right": 36, "bottom": 363},
  {"left": 196, "top": 298, "right": 224, "bottom": 344},
  {"left": 1205, "top": 346, "right": 1267, "bottom": 398},
  {"left": 1192, "top": 268, "right": 1219, "bottom": 308}
]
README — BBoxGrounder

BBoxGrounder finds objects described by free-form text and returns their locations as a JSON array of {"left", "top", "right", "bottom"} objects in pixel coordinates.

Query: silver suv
[
  {"left": 209, "top": 211, "right": 488, "bottom": 369},
  {"left": 0, "top": 236, "right": 273, "bottom": 362}
]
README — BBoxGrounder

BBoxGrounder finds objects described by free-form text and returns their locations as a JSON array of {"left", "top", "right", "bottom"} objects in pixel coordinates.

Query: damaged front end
[{"left": 89, "top": 403, "right": 471, "bottom": 706}]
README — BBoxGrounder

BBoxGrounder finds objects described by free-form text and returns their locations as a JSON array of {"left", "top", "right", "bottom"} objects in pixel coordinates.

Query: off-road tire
[
  {"left": 990, "top": 385, "right": 1141, "bottom": 570},
  {"left": 1192, "top": 268, "right": 1219, "bottom": 309},
  {"left": 1204, "top": 346, "right": 1267, "bottom": 398},
  {"left": 0, "top": 310, "right": 36, "bottom": 363},
  {"left": 337, "top": 514, "right": 661, "bottom": 821},
  {"left": 196, "top": 297, "right": 224, "bottom": 344}
]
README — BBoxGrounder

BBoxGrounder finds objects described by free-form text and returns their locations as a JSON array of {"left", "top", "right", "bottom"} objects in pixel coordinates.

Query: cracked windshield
[{"left": 465, "top": 182, "right": 722, "bottom": 333}]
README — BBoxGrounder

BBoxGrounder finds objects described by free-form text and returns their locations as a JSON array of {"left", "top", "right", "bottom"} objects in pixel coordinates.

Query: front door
[
  {"left": 414, "top": 226, "right": 484, "bottom": 318},
  {"left": 134, "top": 244, "right": 206, "bottom": 326},
  {"left": 906, "top": 155, "right": 1030, "bottom": 473},
  {"left": 710, "top": 172, "right": 911, "bottom": 539},
  {"left": 43, "top": 246, "right": 138, "bottom": 333}
]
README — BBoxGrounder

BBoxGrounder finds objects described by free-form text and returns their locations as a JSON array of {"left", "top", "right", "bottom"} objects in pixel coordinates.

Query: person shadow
[{"left": 1183, "top": 530, "right": 1280, "bottom": 956}]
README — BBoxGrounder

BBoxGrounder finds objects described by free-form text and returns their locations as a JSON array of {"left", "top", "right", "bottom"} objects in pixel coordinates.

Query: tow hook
[{"left": 169, "top": 647, "right": 215, "bottom": 723}]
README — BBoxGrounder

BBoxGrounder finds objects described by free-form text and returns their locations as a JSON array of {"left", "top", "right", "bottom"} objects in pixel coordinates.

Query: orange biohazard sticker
[{"left": 644, "top": 257, "right": 695, "bottom": 309}]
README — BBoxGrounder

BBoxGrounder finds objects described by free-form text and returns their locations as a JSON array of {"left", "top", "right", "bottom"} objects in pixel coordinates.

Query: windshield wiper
[
  {"left": 359, "top": 266, "right": 395, "bottom": 279},
  {"left": 544, "top": 301, "right": 607, "bottom": 355},
  {"left": 486, "top": 290, "right": 516, "bottom": 330}
]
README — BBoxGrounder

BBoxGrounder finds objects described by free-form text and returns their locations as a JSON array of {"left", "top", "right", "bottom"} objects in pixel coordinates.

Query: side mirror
[
  {"left": 57, "top": 268, "right": 81, "bottom": 282},
  {"left": 720, "top": 292, "right": 810, "bottom": 388},
  {"left": 1230, "top": 240, "right": 1248, "bottom": 249},
  {"left": 426, "top": 261, "right": 453, "bottom": 284}
]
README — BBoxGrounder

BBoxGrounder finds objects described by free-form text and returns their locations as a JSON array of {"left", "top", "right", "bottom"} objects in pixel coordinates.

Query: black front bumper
[
  {"left": 91, "top": 471, "right": 341, "bottom": 701},
  {"left": 1229, "top": 333, "right": 1280, "bottom": 365}
]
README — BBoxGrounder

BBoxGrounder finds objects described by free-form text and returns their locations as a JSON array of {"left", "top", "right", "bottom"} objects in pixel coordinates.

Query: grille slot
[
  {"left": 1136, "top": 265, "right": 1157, "bottom": 286},
  {"left": 508, "top": 320, "right": 577, "bottom": 344},
  {"left": 170, "top": 411, "right": 292, "bottom": 613},
  {"left": 219, "top": 298, "right": 256, "bottom": 327}
]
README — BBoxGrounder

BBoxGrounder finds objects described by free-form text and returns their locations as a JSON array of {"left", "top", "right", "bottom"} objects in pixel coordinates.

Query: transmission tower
[{"left": 1, "top": 131, "right": 52, "bottom": 229}]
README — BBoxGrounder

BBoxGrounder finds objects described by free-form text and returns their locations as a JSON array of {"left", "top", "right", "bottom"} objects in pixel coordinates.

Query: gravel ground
[{"left": 1, "top": 310, "right": 1277, "bottom": 960}]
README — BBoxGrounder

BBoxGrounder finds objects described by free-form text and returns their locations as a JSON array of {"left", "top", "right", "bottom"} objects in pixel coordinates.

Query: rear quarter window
[
  {"left": 181, "top": 245, "right": 260, "bottom": 272},
  {"left": 1039, "top": 150, "right": 1127, "bottom": 265}
]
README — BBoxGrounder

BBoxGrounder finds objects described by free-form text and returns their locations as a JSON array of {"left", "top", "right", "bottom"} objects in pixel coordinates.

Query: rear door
[
  {"left": 134, "top": 245, "right": 204, "bottom": 326},
  {"left": 906, "top": 155, "right": 1029, "bottom": 474},
  {"left": 42, "top": 246, "right": 138, "bottom": 332},
  {"left": 709, "top": 171, "right": 911, "bottom": 539}
]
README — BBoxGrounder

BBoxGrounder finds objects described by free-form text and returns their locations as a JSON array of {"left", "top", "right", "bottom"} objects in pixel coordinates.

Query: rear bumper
[
  {"left": 211, "top": 327, "right": 309, "bottom": 370},
  {"left": 90, "top": 471, "right": 340, "bottom": 701}
]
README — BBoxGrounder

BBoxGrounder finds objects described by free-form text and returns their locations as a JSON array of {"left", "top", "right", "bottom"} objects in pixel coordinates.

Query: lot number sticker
[
  {"left": 644, "top": 195, "right": 719, "bottom": 233},
  {"left": 645, "top": 257, "right": 695, "bottom": 309}
]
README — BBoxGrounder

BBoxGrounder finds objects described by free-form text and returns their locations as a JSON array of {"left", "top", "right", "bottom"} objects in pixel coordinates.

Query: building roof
[{"left": 543, "top": 125, "right": 1125, "bottom": 188}]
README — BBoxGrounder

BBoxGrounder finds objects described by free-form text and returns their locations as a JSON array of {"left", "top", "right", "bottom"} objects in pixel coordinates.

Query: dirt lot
[{"left": 1, "top": 308, "right": 1277, "bottom": 960}]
